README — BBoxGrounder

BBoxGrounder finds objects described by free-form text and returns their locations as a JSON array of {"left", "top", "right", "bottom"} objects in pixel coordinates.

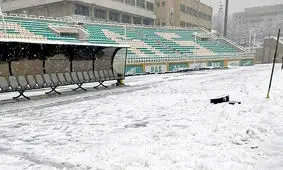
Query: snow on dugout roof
[{"left": 0, "top": 38, "right": 130, "bottom": 48}]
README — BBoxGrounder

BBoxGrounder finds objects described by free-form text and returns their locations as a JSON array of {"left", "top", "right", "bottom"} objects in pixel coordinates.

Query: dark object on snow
[
  {"left": 210, "top": 95, "right": 229, "bottom": 104},
  {"left": 229, "top": 101, "right": 241, "bottom": 105}
]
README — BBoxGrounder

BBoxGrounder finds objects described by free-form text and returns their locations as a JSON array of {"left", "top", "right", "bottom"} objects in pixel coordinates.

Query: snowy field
[{"left": 0, "top": 64, "right": 282, "bottom": 170}]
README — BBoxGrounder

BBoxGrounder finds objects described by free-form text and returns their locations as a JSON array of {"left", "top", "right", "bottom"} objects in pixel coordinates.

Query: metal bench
[
  {"left": 94, "top": 70, "right": 107, "bottom": 88},
  {"left": 71, "top": 72, "right": 87, "bottom": 91},
  {"left": 9, "top": 76, "right": 30, "bottom": 100},
  {"left": 44, "top": 74, "right": 61, "bottom": 95},
  {"left": 0, "top": 68, "right": 123, "bottom": 100}
]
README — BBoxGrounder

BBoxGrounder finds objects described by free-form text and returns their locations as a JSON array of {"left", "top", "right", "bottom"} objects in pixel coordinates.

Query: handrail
[
  {"left": 218, "top": 36, "right": 247, "bottom": 52},
  {"left": 77, "top": 25, "right": 89, "bottom": 36},
  {"left": 126, "top": 52, "right": 254, "bottom": 64},
  {"left": 200, "top": 27, "right": 247, "bottom": 52},
  {"left": 199, "top": 27, "right": 218, "bottom": 40}
]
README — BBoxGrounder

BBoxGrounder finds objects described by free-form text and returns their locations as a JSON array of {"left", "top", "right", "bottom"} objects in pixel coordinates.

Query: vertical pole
[
  {"left": 43, "top": 58, "right": 46, "bottom": 74},
  {"left": 8, "top": 60, "right": 12, "bottom": 76},
  {"left": 70, "top": 56, "right": 73, "bottom": 72},
  {"left": 123, "top": 48, "right": 128, "bottom": 78},
  {"left": 69, "top": 47, "right": 73, "bottom": 72},
  {"left": 92, "top": 49, "right": 95, "bottom": 72},
  {"left": 194, "top": 33, "right": 197, "bottom": 64},
  {"left": 253, "top": 33, "right": 256, "bottom": 49},
  {"left": 124, "top": 25, "right": 126, "bottom": 40},
  {"left": 196, "top": 0, "right": 200, "bottom": 27},
  {"left": 266, "top": 28, "right": 280, "bottom": 99},
  {"left": 249, "top": 30, "right": 252, "bottom": 52},
  {"left": 224, "top": 0, "right": 229, "bottom": 37},
  {"left": 0, "top": 3, "right": 7, "bottom": 38}
]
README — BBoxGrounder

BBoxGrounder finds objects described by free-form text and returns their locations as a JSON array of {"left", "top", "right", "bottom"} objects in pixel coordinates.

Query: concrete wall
[
  {"left": 86, "top": 0, "right": 155, "bottom": 19},
  {"left": 256, "top": 38, "right": 283, "bottom": 64},
  {"left": 10, "top": 2, "right": 75, "bottom": 17}
]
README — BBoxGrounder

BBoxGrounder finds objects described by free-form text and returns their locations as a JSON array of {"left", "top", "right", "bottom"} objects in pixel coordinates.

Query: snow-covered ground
[{"left": 0, "top": 64, "right": 282, "bottom": 170}]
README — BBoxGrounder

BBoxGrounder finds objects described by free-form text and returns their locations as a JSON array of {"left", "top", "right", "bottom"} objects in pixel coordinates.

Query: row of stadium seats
[
  {"left": 89, "top": 25, "right": 239, "bottom": 57},
  {"left": 85, "top": 24, "right": 117, "bottom": 44},
  {"left": 0, "top": 70, "right": 121, "bottom": 100},
  {"left": 85, "top": 25, "right": 219, "bottom": 57},
  {"left": 2, "top": 17, "right": 77, "bottom": 41}
]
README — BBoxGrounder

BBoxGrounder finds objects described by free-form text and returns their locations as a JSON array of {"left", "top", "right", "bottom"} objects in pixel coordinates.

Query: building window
[
  {"left": 162, "top": 1, "right": 165, "bottom": 6},
  {"left": 109, "top": 11, "right": 119, "bottom": 22},
  {"left": 180, "top": 4, "right": 212, "bottom": 22},
  {"left": 94, "top": 8, "right": 106, "bottom": 19},
  {"left": 156, "top": 20, "right": 160, "bottom": 26},
  {"left": 136, "top": 0, "right": 145, "bottom": 8},
  {"left": 133, "top": 16, "right": 141, "bottom": 24},
  {"left": 146, "top": 2, "right": 154, "bottom": 11},
  {"left": 125, "top": 0, "right": 135, "bottom": 6},
  {"left": 156, "top": 2, "right": 160, "bottom": 7},
  {"left": 143, "top": 18, "right": 153, "bottom": 25},
  {"left": 112, "top": 0, "right": 123, "bottom": 3},
  {"left": 75, "top": 4, "right": 89, "bottom": 16},
  {"left": 180, "top": 21, "right": 186, "bottom": 27},
  {"left": 180, "top": 4, "right": 186, "bottom": 13},
  {"left": 186, "top": 7, "right": 191, "bottom": 14},
  {"left": 192, "top": 9, "right": 197, "bottom": 17},
  {"left": 122, "top": 14, "right": 131, "bottom": 23}
]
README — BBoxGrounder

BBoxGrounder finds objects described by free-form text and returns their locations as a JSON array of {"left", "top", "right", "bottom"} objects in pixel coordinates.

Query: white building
[
  {"left": 1, "top": 0, "right": 155, "bottom": 25},
  {"left": 231, "top": 4, "right": 283, "bottom": 46}
]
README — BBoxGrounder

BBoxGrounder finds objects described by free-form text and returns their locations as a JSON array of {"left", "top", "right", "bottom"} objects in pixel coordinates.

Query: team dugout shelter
[{"left": 0, "top": 38, "right": 129, "bottom": 99}]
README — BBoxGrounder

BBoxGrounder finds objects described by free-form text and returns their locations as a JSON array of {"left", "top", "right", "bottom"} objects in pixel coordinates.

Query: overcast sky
[{"left": 201, "top": 0, "right": 283, "bottom": 14}]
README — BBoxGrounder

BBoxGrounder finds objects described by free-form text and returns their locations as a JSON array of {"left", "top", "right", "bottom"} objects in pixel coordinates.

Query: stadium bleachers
[
  {"left": 84, "top": 24, "right": 243, "bottom": 60},
  {"left": 0, "top": 15, "right": 244, "bottom": 61}
]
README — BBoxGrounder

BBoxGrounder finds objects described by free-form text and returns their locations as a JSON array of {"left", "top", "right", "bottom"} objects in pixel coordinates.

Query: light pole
[
  {"left": 248, "top": 30, "right": 252, "bottom": 52},
  {"left": 124, "top": 25, "right": 126, "bottom": 40},
  {"left": 253, "top": 32, "right": 256, "bottom": 49},
  {"left": 195, "top": 0, "right": 200, "bottom": 65},
  {"left": 224, "top": 0, "right": 229, "bottom": 37},
  {"left": 196, "top": 0, "right": 200, "bottom": 27}
]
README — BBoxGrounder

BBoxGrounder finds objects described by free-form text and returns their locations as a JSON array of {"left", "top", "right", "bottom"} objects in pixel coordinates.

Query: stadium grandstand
[
  {"left": 0, "top": 0, "right": 254, "bottom": 76},
  {"left": 0, "top": 13, "right": 253, "bottom": 75}
]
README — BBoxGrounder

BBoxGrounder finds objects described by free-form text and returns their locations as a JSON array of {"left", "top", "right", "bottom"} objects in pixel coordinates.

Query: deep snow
[{"left": 0, "top": 64, "right": 282, "bottom": 170}]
